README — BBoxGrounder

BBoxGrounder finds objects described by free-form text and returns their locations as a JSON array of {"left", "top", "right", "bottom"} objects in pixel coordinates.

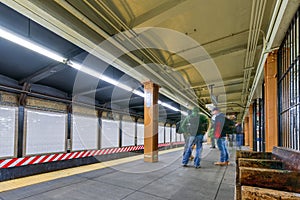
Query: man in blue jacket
[{"left": 212, "top": 107, "right": 230, "bottom": 166}]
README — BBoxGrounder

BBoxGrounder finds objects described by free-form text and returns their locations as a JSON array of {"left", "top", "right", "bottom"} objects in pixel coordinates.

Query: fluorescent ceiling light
[
  {"left": 158, "top": 100, "right": 180, "bottom": 112},
  {"left": 67, "top": 61, "right": 133, "bottom": 92},
  {"left": 67, "top": 60, "right": 82, "bottom": 70},
  {"left": 0, "top": 26, "right": 185, "bottom": 114},
  {"left": 132, "top": 90, "right": 145, "bottom": 97},
  {"left": 181, "top": 111, "right": 188, "bottom": 116},
  {"left": 101, "top": 76, "right": 119, "bottom": 86},
  {"left": 0, "top": 26, "right": 66, "bottom": 63},
  {"left": 69, "top": 61, "right": 182, "bottom": 113}
]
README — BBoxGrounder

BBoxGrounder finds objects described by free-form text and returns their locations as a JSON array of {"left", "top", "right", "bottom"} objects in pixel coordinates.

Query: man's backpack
[
  {"left": 199, "top": 114, "right": 208, "bottom": 134},
  {"left": 223, "top": 117, "right": 234, "bottom": 134}
]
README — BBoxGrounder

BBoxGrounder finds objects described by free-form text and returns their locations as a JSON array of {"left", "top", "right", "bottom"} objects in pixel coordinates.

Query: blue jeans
[
  {"left": 183, "top": 132, "right": 190, "bottom": 156},
  {"left": 211, "top": 136, "right": 216, "bottom": 148},
  {"left": 182, "top": 134, "right": 203, "bottom": 167},
  {"left": 217, "top": 137, "right": 229, "bottom": 162},
  {"left": 236, "top": 134, "right": 243, "bottom": 149}
]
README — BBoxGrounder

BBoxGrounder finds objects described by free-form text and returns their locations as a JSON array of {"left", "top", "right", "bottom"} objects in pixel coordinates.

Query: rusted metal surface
[
  {"left": 240, "top": 167, "right": 300, "bottom": 193},
  {"left": 242, "top": 186, "right": 300, "bottom": 200},
  {"left": 272, "top": 147, "right": 300, "bottom": 171},
  {"left": 239, "top": 158, "right": 283, "bottom": 169},
  {"left": 236, "top": 150, "right": 273, "bottom": 161}
]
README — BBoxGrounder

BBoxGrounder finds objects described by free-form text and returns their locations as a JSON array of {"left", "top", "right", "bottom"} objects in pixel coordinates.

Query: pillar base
[{"left": 144, "top": 151, "right": 158, "bottom": 163}]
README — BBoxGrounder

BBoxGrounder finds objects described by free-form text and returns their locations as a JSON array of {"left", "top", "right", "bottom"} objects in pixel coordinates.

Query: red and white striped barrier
[{"left": 0, "top": 142, "right": 184, "bottom": 169}]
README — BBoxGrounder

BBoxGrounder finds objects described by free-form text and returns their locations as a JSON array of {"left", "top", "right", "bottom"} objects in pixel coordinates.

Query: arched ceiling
[{"left": 0, "top": 0, "right": 298, "bottom": 120}]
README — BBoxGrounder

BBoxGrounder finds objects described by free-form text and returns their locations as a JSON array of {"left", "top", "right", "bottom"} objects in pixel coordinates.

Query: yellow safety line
[
  {"left": 0, "top": 147, "right": 183, "bottom": 193},
  {"left": 160, "top": 146, "right": 183, "bottom": 154}
]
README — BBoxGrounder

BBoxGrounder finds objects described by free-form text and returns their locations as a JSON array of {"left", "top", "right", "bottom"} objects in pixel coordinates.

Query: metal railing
[
  {"left": 278, "top": 7, "right": 300, "bottom": 151},
  {"left": 252, "top": 98, "right": 265, "bottom": 152}
]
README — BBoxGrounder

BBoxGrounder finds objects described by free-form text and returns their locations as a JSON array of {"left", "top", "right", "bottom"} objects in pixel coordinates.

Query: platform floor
[{"left": 0, "top": 144, "right": 237, "bottom": 200}]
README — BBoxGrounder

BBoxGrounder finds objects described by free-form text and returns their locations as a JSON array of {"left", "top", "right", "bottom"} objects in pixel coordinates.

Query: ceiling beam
[
  {"left": 132, "top": 0, "right": 188, "bottom": 27},
  {"left": 19, "top": 63, "right": 66, "bottom": 85},
  {"left": 172, "top": 44, "right": 247, "bottom": 71},
  {"left": 217, "top": 99, "right": 245, "bottom": 106},
  {"left": 0, "top": 0, "right": 208, "bottom": 114},
  {"left": 135, "top": 0, "right": 189, "bottom": 27},
  {"left": 173, "top": 43, "right": 263, "bottom": 71},
  {"left": 194, "top": 81, "right": 244, "bottom": 93},
  {"left": 198, "top": 90, "right": 243, "bottom": 98},
  {"left": 76, "top": 85, "right": 115, "bottom": 97},
  {"left": 109, "top": 96, "right": 142, "bottom": 104},
  {"left": 19, "top": 49, "right": 84, "bottom": 84},
  {"left": 190, "top": 76, "right": 244, "bottom": 89}
]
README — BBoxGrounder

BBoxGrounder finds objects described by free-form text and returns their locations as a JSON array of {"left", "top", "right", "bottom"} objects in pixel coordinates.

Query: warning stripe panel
[
  {"left": 2, "top": 158, "right": 19, "bottom": 168},
  {"left": 0, "top": 159, "right": 11, "bottom": 168},
  {"left": 0, "top": 142, "right": 184, "bottom": 169},
  {"left": 43, "top": 155, "right": 54, "bottom": 163},
  {"left": 28, "top": 156, "right": 41, "bottom": 165},
  {"left": 22, "top": 156, "right": 36, "bottom": 166},
  {"left": 48, "top": 154, "right": 59, "bottom": 162},
  {"left": 88, "top": 150, "right": 95, "bottom": 157},
  {"left": 75, "top": 151, "right": 83, "bottom": 159},
  {"left": 15, "top": 157, "right": 30, "bottom": 167},
  {"left": 53, "top": 154, "right": 64, "bottom": 162},
  {"left": 61, "top": 153, "right": 70, "bottom": 161}
]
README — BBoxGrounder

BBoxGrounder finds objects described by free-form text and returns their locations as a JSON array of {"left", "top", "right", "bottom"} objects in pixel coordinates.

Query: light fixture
[
  {"left": 158, "top": 100, "right": 180, "bottom": 112},
  {"left": 67, "top": 61, "right": 133, "bottom": 92},
  {"left": 0, "top": 25, "right": 67, "bottom": 63},
  {"left": 181, "top": 111, "right": 188, "bottom": 116},
  {"left": 132, "top": 90, "right": 145, "bottom": 97},
  {"left": 67, "top": 60, "right": 82, "bottom": 70},
  {"left": 0, "top": 25, "right": 186, "bottom": 114}
]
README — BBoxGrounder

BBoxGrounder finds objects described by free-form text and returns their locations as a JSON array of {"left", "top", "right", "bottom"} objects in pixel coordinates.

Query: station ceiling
[{"left": 0, "top": 0, "right": 298, "bottom": 121}]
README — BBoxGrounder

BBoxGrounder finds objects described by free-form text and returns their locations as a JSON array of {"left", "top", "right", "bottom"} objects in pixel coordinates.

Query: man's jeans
[
  {"left": 182, "top": 134, "right": 204, "bottom": 167},
  {"left": 217, "top": 137, "right": 229, "bottom": 162},
  {"left": 183, "top": 132, "right": 190, "bottom": 156},
  {"left": 236, "top": 134, "right": 243, "bottom": 149},
  {"left": 211, "top": 135, "right": 216, "bottom": 148}
]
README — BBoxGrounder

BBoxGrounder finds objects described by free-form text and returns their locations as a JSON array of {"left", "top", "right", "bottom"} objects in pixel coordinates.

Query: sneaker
[
  {"left": 195, "top": 166, "right": 201, "bottom": 169},
  {"left": 214, "top": 162, "right": 226, "bottom": 166},
  {"left": 182, "top": 164, "right": 188, "bottom": 167}
]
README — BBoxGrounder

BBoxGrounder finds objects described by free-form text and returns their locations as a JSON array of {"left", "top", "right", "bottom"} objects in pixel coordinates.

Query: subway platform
[{"left": 0, "top": 144, "right": 236, "bottom": 200}]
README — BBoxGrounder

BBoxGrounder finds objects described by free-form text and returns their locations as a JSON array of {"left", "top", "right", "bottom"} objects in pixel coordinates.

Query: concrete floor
[{"left": 0, "top": 144, "right": 236, "bottom": 200}]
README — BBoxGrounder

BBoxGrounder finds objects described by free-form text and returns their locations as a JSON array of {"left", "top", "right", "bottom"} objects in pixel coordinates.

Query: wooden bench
[
  {"left": 242, "top": 186, "right": 300, "bottom": 200},
  {"left": 236, "top": 147, "right": 300, "bottom": 200}
]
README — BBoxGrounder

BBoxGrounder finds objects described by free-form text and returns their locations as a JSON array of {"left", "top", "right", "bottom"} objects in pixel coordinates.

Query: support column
[
  {"left": 98, "top": 110, "right": 103, "bottom": 150},
  {"left": 264, "top": 51, "right": 278, "bottom": 152},
  {"left": 248, "top": 104, "right": 254, "bottom": 151},
  {"left": 143, "top": 81, "right": 159, "bottom": 162},
  {"left": 17, "top": 106, "right": 24, "bottom": 157},
  {"left": 134, "top": 117, "right": 138, "bottom": 146},
  {"left": 244, "top": 117, "right": 249, "bottom": 146},
  {"left": 119, "top": 115, "right": 123, "bottom": 148}
]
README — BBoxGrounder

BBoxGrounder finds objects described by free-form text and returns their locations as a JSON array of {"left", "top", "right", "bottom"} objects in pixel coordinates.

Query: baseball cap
[{"left": 212, "top": 107, "right": 219, "bottom": 111}]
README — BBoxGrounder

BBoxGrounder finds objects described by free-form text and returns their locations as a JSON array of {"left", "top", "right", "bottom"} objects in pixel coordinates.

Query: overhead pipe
[
  {"left": 90, "top": 0, "right": 197, "bottom": 102},
  {"left": 244, "top": 0, "right": 266, "bottom": 98},
  {"left": 94, "top": 0, "right": 198, "bottom": 101},
  {"left": 250, "top": 0, "right": 266, "bottom": 66},
  {"left": 243, "top": 0, "right": 256, "bottom": 73},
  {"left": 55, "top": 0, "right": 199, "bottom": 112},
  {"left": 241, "top": 0, "right": 255, "bottom": 104},
  {"left": 241, "top": 0, "right": 267, "bottom": 104},
  {"left": 242, "top": 0, "right": 289, "bottom": 121}
]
